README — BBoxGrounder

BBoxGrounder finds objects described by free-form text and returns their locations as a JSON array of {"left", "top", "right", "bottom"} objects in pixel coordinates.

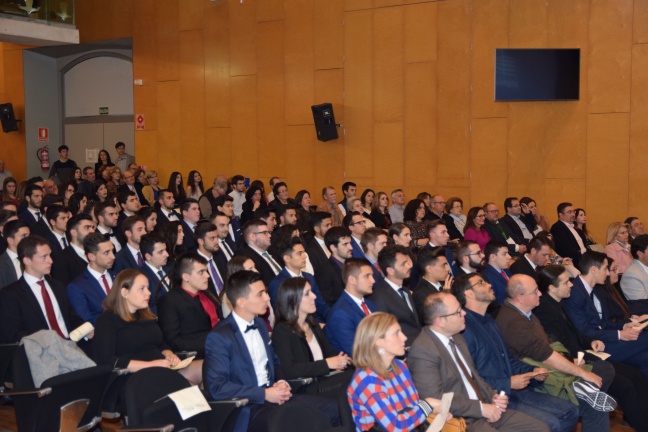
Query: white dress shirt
[
  {"left": 24, "top": 272, "right": 69, "bottom": 338},
  {"left": 232, "top": 311, "right": 269, "bottom": 387}
]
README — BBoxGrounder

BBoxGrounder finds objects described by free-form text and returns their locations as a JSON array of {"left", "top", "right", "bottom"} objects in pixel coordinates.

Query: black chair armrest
[
  {"left": 0, "top": 387, "right": 52, "bottom": 397},
  {"left": 209, "top": 398, "right": 249, "bottom": 408},
  {"left": 117, "top": 425, "right": 174, "bottom": 432},
  {"left": 286, "top": 377, "right": 313, "bottom": 392}
]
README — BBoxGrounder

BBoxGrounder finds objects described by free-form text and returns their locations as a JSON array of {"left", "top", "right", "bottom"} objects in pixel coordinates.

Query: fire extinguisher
[{"left": 37, "top": 146, "right": 49, "bottom": 171}]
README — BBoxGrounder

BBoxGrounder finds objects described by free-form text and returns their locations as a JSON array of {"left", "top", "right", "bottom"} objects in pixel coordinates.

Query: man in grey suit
[
  {"left": 0, "top": 220, "right": 29, "bottom": 291},
  {"left": 408, "top": 291, "right": 549, "bottom": 431},
  {"left": 620, "top": 234, "right": 648, "bottom": 314}
]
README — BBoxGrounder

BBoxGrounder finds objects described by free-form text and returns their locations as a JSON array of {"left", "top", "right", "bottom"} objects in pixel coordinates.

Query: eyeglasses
[
  {"left": 487, "top": 209, "right": 499, "bottom": 213},
  {"left": 433, "top": 201, "right": 446, "bottom": 205},
  {"left": 469, "top": 279, "right": 488, "bottom": 289},
  {"left": 439, "top": 307, "right": 463, "bottom": 318},
  {"left": 350, "top": 220, "right": 366, "bottom": 226},
  {"left": 253, "top": 231, "right": 271, "bottom": 236}
]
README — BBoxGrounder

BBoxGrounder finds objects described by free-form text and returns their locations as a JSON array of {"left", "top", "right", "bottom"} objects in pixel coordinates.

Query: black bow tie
[
  {"left": 245, "top": 324, "right": 259, "bottom": 333},
  {"left": 107, "top": 232, "right": 115, "bottom": 237}
]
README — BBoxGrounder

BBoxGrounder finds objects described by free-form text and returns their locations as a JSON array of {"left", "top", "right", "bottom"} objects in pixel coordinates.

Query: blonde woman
[{"left": 604, "top": 222, "right": 633, "bottom": 275}]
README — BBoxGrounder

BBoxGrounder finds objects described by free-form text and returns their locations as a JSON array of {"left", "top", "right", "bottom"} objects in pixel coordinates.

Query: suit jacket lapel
[{"left": 20, "top": 277, "right": 51, "bottom": 329}]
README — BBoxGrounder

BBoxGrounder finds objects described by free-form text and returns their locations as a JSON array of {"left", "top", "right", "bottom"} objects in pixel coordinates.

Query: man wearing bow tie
[
  {"left": 204, "top": 270, "right": 340, "bottom": 432},
  {"left": 95, "top": 201, "right": 122, "bottom": 253}
]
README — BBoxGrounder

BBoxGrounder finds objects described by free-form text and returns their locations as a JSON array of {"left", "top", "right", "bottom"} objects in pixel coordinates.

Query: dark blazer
[
  {"left": 0, "top": 251, "right": 19, "bottom": 290},
  {"left": 180, "top": 220, "right": 198, "bottom": 253},
  {"left": 115, "top": 212, "right": 129, "bottom": 247},
  {"left": 268, "top": 269, "right": 330, "bottom": 323},
  {"left": 0, "top": 276, "right": 84, "bottom": 343},
  {"left": 314, "top": 257, "right": 345, "bottom": 306},
  {"left": 480, "top": 264, "right": 511, "bottom": 306},
  {"left": 204, "top": 314, "right": 283, "bottom": 431},
  {"left": 409, "top": 243, "right": 455, "bottom": 290},
  {"left": 442, "top": 213, "right": 464, "bottom": 241},
  {"left": 369, "top": 279, "right": 421, "bottom": 345},
  {"left": 140, "top": 263, "right": 170, "bottom": 313},
  {"left": 67, "top": 268, "right": 114, "bottom": 325},
  {"left": 509, "top": 255, "right": 538, "bottom": 281},
  {"left": 350, "top": 237, "right": 365, "bottom": 259},
  {"left": 29, "top": 218, "right": 51, "bottom": 238},
  {"left": 155, "top": 207, "right": 181, "bottom": 230},
  {"left": 43, "top": 230, "right": 64, "bottom": 256},
  {"left": 550, "top": 221, "right": 584, "bottom": 267},
  {"left": 113, "top": 246, "right": 141, "bottom": 273},
  {"left": 158, "top": 288, "right": 219, "bottom": 358},
  {"left": 17, "top": 210, "right": 39, "bottom": 227},
  {"left": 271, "top": 321, "right": 336, "bottom": 379},
  {"left": 235, "top": 243, "right": 279, "bottom": 287},
  {"left": 483, "top": 219, "right": 517, "bottom": 255},
  {"left": 412, "top": 278, "right": 441, "bottom": 324},
  {"left": 499, "top": 214, "right": 529, "bottom": 247},
  {"left": 229, "top": 217, "right": 242, "bottom": 246},
  {"left": 304, "top": 237, "right": 329, "bottom": 277},
  {"left": 50, "top": 246, "right": 88, "bottom": 287},
  {"left": 325, "top": 291, "right": 377, "bottom": 355},
  {"left": 117, "top": 184, "right": 150, "bottom": 207}
]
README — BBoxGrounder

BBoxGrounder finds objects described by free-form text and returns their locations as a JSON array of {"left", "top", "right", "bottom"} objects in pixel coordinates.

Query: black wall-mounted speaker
[
  {"left": 311, "top": 103, "right": 338, "bottom": 142},
  {"left": 0, "top": 103, "right": 18, "bottom": 133}
]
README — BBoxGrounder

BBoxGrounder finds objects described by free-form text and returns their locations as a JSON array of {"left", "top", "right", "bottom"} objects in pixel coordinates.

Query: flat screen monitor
[{"left": 494, "top": 48, "right": 580, "bottom": 101}]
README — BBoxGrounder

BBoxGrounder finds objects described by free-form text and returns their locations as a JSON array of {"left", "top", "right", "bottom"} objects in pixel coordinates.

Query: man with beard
[
  {"left": 454, "top": 240, "right": 485, "bottom": 275},
  {"left": 480, "top": 241, "right": 512, "bottom": 306},
  {"left": 51, "top": 214, "right": 96, "bottom": 286},
  {"left": 413, "top": 247, "right": 453, "bottom": 323}
]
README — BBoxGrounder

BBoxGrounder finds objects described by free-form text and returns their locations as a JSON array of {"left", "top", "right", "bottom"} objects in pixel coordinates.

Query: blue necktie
[{"left": 209, "top": 259, "right": 224, "bottom": 293}]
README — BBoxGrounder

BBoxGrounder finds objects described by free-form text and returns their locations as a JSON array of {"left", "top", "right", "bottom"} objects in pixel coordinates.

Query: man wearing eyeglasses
[
  {"left": 235, "top": 219, "right": 282, "bottom": 287},
  {"left": 455, "top": 240, "right": 485, "bottom": 275},
  {"left": 483, "top": 202, "right": 525, "bottom": 257},
  {"left": 409, "top": 291, "right": 549, "bottom": 431},
  {"left": 343, "top": 211, "right": 367, "bottom": 259},
  {"left": 426, "top": 195, "right": 463, "bottom": 241}
]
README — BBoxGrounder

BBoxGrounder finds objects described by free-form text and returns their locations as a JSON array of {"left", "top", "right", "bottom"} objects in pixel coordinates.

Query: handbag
[{"left": 425, "top": 414, "right": 467, "bottom": 432}]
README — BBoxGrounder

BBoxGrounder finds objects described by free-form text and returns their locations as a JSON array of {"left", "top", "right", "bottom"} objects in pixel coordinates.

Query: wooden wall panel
[
  {"left": 133, "top": 0, "right": 158, "bottom": 132},
  {"left": 374, "top": 0, "right": 403, "bottom": 9},
  {"left": 471, "top": 118, "right": 507, "bottom": 206},
  {"left": 3, "top": 46, "right": 25, "bottom": 182},
  {"left": 285, "top": 0, "right": 314, "bottom": 125},
  {"left": 629, "top": 44, "right": 648, "bottom": 218},
  {"left": 230, "top": 76, "right": 258, "bottom": 175},
  {"left": 257, "top": 0, "right": 284, "bottom": 22},
  {"left": 257, "top": 21, "right": 286, "bottom": 178},
  {"left": 204, "top": 1, "right": 231, "bottom": 128},
  {"left": 135, "top": 130, "right": 159, "bottom": 172},
  {"left": 588, "top": 0, "right": 632, "bottom": 114},
  {"left": 509, "top": 0, "right": 547, "bottom": 47},
  {"left": 178, "top": 0, "right": 204, "bottom": 31},
  {"left": 544, "top": 103, "right": 587, "bottom": 179},
  {"left": 110, "top": 0, "right": 134, "bottom": 39},
  {"left": 179, "top": 30, "right": 206, "bottom": 173},
  {"left": 205, "top": 128, "right": 232, "bottom": 178},
  {"left": 156, "top": 81, "right": 181, "bottom": 173},
  {"left": 471, "top": 0, "right": 508, "bottom": 119},
  {"left": 345, "top": 0, "right": 372, "bottom": 12},
  {"left": 314, "top": 69, "right": 345, "bottom": 188},
  {"left": 229, "top": 0, "right": 257, "bottom": 77},
  {"left": 343, "top": 10, "right": 373, "bottom": 178},
  {"left": 547, "top": 0, "right": 589, "bottom": 48},
  {"left": 586, "top": 113, "right": 630, "bottom": 239},
  {"left": 373, "top": 122, "right": 404, "bottom": 187},
  {"left": 373, "top": 7, "right": 403, "bottom": 123},
  {"left": 155, "top": 0, "right": 180, "bottom": 82},
  {"left": 403, "top": 2, "right": 436, "bottom": 64},
  {"left": 404, "top": 61, "right": 436, "bottom": 187},
  {"left": 436, "top": 0, "right": 471, "bottom": 179},
  {"left": 285, "top": 125, "right": 317, "bottom": 191},
  {"left": 633, "top": 0, "right": 648, "bottom": 44},
  {"left": 314, "top": 0, "right": 344, "bottom": 70},
  {"left": 545, "top": 179, "right": 586, "bottom": 215}
]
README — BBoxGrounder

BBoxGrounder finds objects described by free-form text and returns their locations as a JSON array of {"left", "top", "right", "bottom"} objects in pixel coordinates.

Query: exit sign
[{"left": 99, "top": 107, "right": 109, "bottom": 115}]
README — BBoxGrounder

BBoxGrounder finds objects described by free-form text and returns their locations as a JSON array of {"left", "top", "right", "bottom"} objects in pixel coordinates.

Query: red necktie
[
  {"left": 500, "top": 271, "right": 509, "bottom": 281},
  {"left": 37, "top": 280, "right": 65, "bottom": 338},
  {"left": 361, "top": 301, "right": 370, "bottom": 316},
  {"left": 101, "top": 274, "right": 111, "bottom": 294},
  {"left": 373, "top": 262, "right": 383, "bottom": 276}
]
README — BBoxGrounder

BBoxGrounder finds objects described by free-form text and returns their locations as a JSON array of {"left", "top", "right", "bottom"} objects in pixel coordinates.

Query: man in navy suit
[
  {"left": 43, "top": 204, "right": 70, "bottom": 255},
  {"left": 215, "top": 195, "right": 242, "bottom": 246},
  {"left": 304, "top": 211, "right": 332, "bottom": 277},
  {"left": 95, "top": 201, "right": 122, "bottom": 253},
  {"left": 180, "top": 198, "right": 201, "bottom": 253},
  {"left": 480, "top": 241, "right": 512, "bottom": 306},
  {"left": 343, "top": 211, "right": 366, "bottom": 259},
  {"left": 499, "top": 198, "right": 533, "bottom": 248},
  {"left": 267, "top": 237, "right": 330, "bottom": 322},
  {"left": 235, "top": 219, "right": 282, "bottom": 287},
  {"left": 50, "top": 214, "right": 95, "bottom": 286},
  {"left": 562, "top": 251, "right": 648, "bottom": 376},
  {"left": 17, "top": 184, "right": 44, "bottom": 228},
  {"left": 510, "top": 236, "right": 552, "bottom": 282},
  {"left": 204, "top": 270, "right": 339, "bottom": 432},
  {"left": 550, "top": 202, "right": 587, "bottom": 268},
  {"left": 113, "top": 216, "right": 146, "bottom": 273},
  {"left": 413, "top": 247, "right": 452, "bottom": 323},
  {"left": 209, "top": 211, "right": 236, "bottom": 262},
  {"left": 155, "top": 189, "right": 180, "bottom": 230},
  {"left": 326, "top": 258, "right": 377, "bottom": 355},
  {"left": 139, "top": 233, "right": 171, "bottom": 313},
  {"left": 0, "top": 220, "right": 29, "bottom": 291},
  {"left": 454, "top": 240, "right": 485, "bottom": 276},
  {"left": 195, "top": 222, "right": 227, "bottom": 298},
  {"left": 360, "top": 227, "right": 388, "bottom": 286},
  {"left": 315, "top": 226, "right": 353, "bottom": 305},
  {"left": 115, "top": 190, "right": 141, "bottom": 247},
  {"left": 67, "top": 232, "right": 115, "bottom": 325}
]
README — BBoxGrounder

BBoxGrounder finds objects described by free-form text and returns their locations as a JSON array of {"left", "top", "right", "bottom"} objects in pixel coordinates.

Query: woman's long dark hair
[
  {"left": 167, "top": 172, "right": 186, "bottom": 201},
  {"left": 275, "top": 277, "right": 317, "bottom": 337},
  {"left": 161, "top": 221, "right": 183, "bottom": 260},
  {"left": 187, "top": 170, "right": 204, "bottom": 197}
]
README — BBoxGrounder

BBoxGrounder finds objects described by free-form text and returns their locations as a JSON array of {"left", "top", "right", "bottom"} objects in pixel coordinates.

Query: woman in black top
[
  {"left": 271, "top": 277, "right": 352, "bottom": 395},
  {"left": 370, "top": 191, "right": 392, "bottom": 229},
  {"left": 94, "top": 269, "right": 202, "bottom": 385},
  {"left": 240, "top": 185, "right": 267, "bottom": 224}
]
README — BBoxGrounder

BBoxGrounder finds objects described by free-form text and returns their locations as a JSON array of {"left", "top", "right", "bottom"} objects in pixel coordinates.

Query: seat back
[
  {"left": 0, "top": 343, "right": 18, "bottom": 390},
  {"left": 337, "top": 384, "right": 355, "bottom": 432},
  {"left": 267, "top": 402, "right": 335, "bottom": 432}
]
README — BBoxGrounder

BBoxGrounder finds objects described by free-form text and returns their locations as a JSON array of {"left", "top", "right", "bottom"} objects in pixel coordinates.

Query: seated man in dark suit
[
  {"left": 483, "top": 202, "right": 526, "bottom": 257},
  {"left": 67, "top": 232, "right": 115, "bottom": 325},
  {"left": 158, "top": 253, "right": 219, "bottom": 358},
  {"left": 0, "top": 235, "right": 88, "bottom": 344},
  {"left": 549, "top": 202, "right": 587, "bottom": 268},
  {"left": 155, "top": 189, "right": 180, "bottom": 230},
  {"left": 268, "top": 237, "right": 330, "bottom": 323},
  {"left": 369, "top": 245, "right": 420, "bottom": 345},
  {"left": 315, "top": 226, "right": 353, "bottom": 305},
  {"left": 195, "top": 222, "right": 227, "bottom": 298},
  {"left": 304, "top": 211, "right": 332, "bottom": 277},
  {"left": 204, "top": 270, "right": 340, "bottom": 432},
  {"left": 209, "top": 211, "right": 236, "bottom": 262},
  {"left": 138, "top": 233, "right": 171, "bottom": 313},
  {"left": 215, "top": 195, "right": 242, "bottom": 246},
  {"left": 343, "top": 211, "right": 366, "bottom": 259},
  {"left": 454, "top": 240, "right": 484, "bottom": 275},
  {"left": 179, "top": 198, "right": 201, "bottom": 253},
  {"left": 0, "top": 209, "right": 18, "bottom": 257},
  {"left": 455, "top": 273, "right": 579, "bottom": 432},
  {"left": 510, "top": 236, "right": 553, "bottom": 281},
  {"left": 499, "top": 197, "right": 533, "bottom": 247},
  {"left": 234, "top": 219, "right": 282, "bottom": 287},
  {"left": 113, "top": 216, "right": 146, "bottom": 273},
  {"left": 409, "top": 291, "right": 552, "bottom": 431},
  {"left": 50, "top": 214, "right": 95, "bottom": 286},
  {"left": 17, "top": 184, "right": 44, "bottom": 228},
  {"left": 43, "top": 204, "right": 70, "bottom": 255},
  {"left": 480, "top": 240, "right": 512, "bottom": 306},
  {"left": 117, "top": 169, "right": 149, "bottom": 206},
  {"left": 360, "top": 227, "right": 388, "bottom": 286},
  {"left": 0, "top": 220, "right": 29, "bottom": 291},
  {"left": 413, "top": 247, "right": 451, "bottom": 323},
  {"left": 78, "top": 167, "right": 97, "bottom": 199},
  {"left": 325, "top": 258, "right": 377, "bottom": 355},
  {"left": 94, "top": 201, "right": 122, "bottom": 252},
  {"left": 115, "top": 190, "right": 141, "bottom": 247}
]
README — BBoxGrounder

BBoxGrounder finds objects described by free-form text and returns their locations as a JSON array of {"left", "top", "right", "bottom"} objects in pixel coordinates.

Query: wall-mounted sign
[
  {"left": 135, "top": 114, "right": 145, "bottom": 131},
  {"left": 38, "top": 127, "right": 48, "bottom": 142},
  {"left": 99, "top": 107, "right": 109, "bottom": 115}
]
